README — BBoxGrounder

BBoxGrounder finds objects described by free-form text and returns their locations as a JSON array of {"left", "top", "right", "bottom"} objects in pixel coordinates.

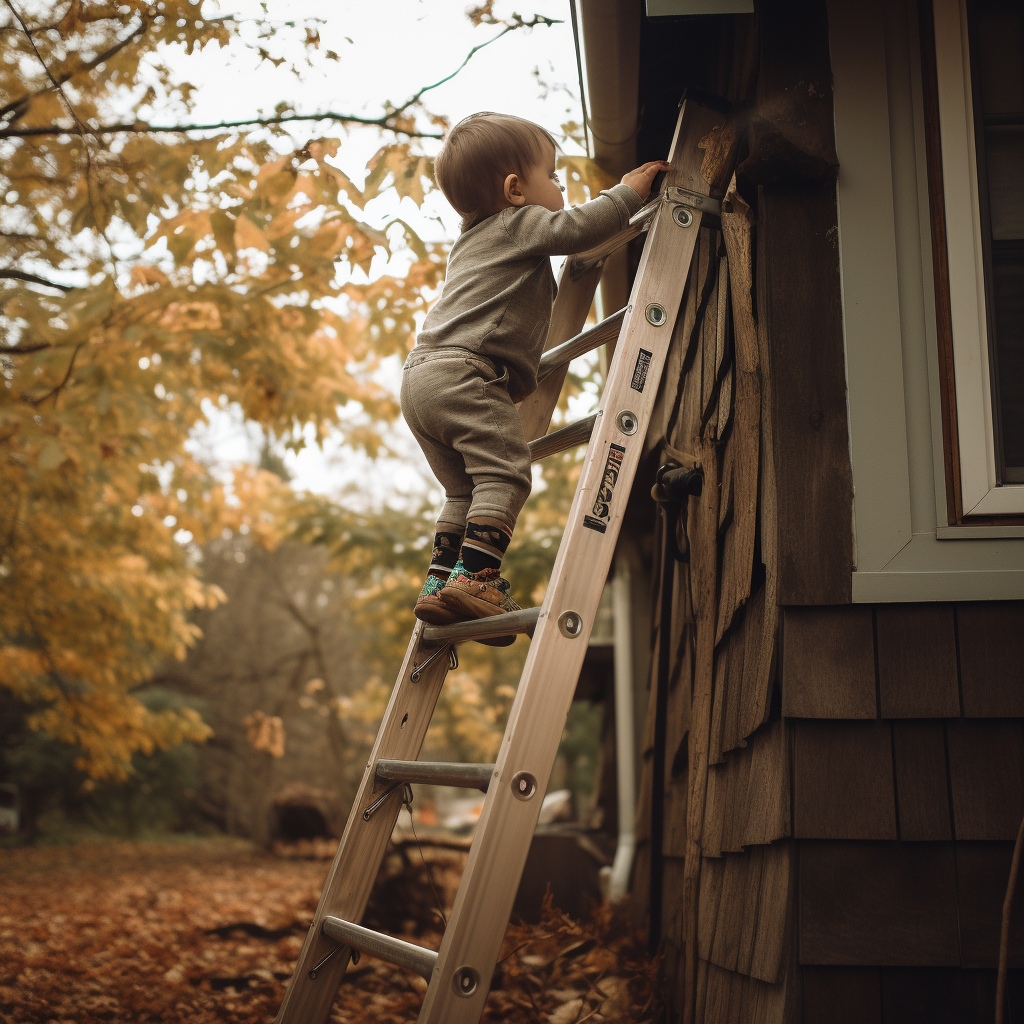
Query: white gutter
[{"left": 572, "top": 0, "right": 642, "bottom": 319}]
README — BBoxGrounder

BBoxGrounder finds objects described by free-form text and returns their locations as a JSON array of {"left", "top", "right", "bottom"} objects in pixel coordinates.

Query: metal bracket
[
  {"left": 411, "top": 642, "right": 458, "bottom": 683},
  {"left": 666, "top": 186, "right": 721, "bottom": 217}
]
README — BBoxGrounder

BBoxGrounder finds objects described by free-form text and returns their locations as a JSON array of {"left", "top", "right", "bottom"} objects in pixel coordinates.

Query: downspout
[
  {"left": 572, "top": 0, "right": 643, "bottom": 901},
  {"left": 607, "top": 554, "right": 637, "bottom": 900}
]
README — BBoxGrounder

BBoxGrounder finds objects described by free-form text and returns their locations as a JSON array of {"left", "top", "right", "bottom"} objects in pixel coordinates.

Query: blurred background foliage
[{"left": 0, "top": 0, "right": 606, "bottom": 843}]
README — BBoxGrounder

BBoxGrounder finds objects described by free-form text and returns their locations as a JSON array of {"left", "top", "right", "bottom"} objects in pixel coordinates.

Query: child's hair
[{"left": 435, "top": 112, "right": 557, "bottom": 230}]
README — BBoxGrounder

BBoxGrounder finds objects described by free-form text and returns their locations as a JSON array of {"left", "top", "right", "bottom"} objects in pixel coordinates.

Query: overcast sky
[{"left": 176, "top": 0, "right": 586, "bottom": 507}]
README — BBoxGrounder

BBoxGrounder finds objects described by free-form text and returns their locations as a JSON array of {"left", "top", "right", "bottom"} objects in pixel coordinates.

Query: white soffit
[{"left": 646, "top": 0, "right": 754, "bottom": 14}]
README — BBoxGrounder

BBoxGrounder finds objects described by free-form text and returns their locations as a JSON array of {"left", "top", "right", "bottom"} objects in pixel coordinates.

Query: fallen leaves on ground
[{"left": 0, "top": 837, "right": 659, "bottom": 1023}]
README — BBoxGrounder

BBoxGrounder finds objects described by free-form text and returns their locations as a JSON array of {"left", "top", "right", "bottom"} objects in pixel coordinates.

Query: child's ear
[{"left": 503, "top": 172, "right": 525, "bottom": 207}]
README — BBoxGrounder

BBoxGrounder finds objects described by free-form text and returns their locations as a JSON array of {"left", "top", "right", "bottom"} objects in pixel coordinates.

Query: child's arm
[{"left": 504, "top": 160, "right": 670, "bottom": 258}]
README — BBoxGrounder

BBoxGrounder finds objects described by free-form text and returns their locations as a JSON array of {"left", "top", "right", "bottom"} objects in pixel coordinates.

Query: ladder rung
[
  {"left": 569, "top": 224, "right": 643, "bottom": 280},
  {"left": 422, "top": 606, "right": 540, "bottom": 644},
  {"left": 528, "top": 413, "right": 598, "bottom": 462},
  {"left": 321, "top": 916, "right": 437, "bottom": 981},
  {"left": 375, "top": 759, "right": 494, "bottom": 791},
  {"left": 537, "top": 308, "right": 626, "bottom": 382}
]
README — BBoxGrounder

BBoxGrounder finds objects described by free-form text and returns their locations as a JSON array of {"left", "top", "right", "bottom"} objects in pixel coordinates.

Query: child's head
[{"left": 435, "top": 112, "right": 562, "bottom": 230}]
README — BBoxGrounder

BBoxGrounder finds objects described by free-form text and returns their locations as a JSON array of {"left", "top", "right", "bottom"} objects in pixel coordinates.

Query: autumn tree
[{"left": 0, "top": 0, "right": 561, "bottom": 780}]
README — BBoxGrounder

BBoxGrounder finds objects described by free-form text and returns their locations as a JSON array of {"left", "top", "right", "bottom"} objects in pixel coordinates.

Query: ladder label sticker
[
  {"left": 583, "top": 443, "right": 626, "bottom": 533},
  {"left": 631, "top": 349, "right": 653, "bottom": 392}
]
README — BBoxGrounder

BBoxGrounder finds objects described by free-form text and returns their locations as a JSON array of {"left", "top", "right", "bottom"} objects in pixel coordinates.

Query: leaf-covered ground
[{"left": 0, "top": 837, "right": 659, "bottom": 1023}]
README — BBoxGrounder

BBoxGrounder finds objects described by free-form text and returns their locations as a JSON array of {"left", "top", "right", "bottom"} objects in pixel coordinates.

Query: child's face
[{"left": 507, "top": 143, "right": 564, "bottom": 213}]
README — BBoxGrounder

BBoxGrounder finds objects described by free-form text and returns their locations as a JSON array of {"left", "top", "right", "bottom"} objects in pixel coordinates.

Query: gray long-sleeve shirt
[{"left": 411, "top": 183, "right": 644, "bottom": 403}]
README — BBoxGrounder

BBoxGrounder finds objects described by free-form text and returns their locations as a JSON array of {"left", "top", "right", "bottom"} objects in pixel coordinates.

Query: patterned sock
[
  {"left": 461, "top": 520, "right": 512, "bottom": 574},
  {"left": 427, "top": 529, "right": 464, "bottom": 581}
]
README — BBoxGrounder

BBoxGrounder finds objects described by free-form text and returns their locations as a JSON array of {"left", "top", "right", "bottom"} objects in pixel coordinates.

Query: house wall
[{"left": 626, "top": 1, "right": 1024, "bottom": 1021}]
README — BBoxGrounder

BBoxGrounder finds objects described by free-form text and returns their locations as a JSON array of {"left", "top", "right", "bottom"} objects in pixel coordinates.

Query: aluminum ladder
[{"left": 275, "top": 94, "right": 725, "bottom": 1024}]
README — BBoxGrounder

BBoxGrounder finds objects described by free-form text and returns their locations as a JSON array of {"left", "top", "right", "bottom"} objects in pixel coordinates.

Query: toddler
[{"left": 401, "top": 111, "right": 668, "bottom": 631}]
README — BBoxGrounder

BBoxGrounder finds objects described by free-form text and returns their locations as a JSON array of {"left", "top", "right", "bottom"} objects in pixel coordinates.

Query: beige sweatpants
[{"left": 400, "top": 349, "right": 533, "bottom": 533}]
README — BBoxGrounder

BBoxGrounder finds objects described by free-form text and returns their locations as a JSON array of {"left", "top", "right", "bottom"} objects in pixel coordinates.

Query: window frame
[
  {"left": 827, "top": 0, "right": 1024, "bottom": 603},
  {"left": 931, "top": 0, "right": 1024, "bottom": 517}
]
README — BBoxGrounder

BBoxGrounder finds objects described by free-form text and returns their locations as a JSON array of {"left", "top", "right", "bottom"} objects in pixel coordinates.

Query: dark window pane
[
  {"left": 970, "top": 1, "right": 1024, "bottom": 483},
  {"left": 976, "top": 8, "right": 1024, "bottom": 114},
  {"left": 983, "top": 127, "right": 1024, "bottom": 239},
  {"left": 992, "top": 251, "right": 1024, "bottom": 480}
]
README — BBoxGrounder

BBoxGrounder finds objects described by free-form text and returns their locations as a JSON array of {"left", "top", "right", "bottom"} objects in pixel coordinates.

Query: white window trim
[
  {"left": 828, "top": 0, "right": 1024, "bottom": 603},
  {"left": 933, "top": 0, "right": 1024, "bottom": 514}
]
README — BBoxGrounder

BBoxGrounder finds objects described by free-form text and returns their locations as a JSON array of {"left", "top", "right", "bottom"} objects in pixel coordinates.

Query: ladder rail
[{"left": 418, "top": 97, "right": 724, "bottom": 1024}]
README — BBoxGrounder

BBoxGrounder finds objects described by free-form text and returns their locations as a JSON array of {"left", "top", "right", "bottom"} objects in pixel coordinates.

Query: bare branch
[
  {"left": 1, "top": 111, "right": 444, "bottom": 140},
  {"left": 30, "top": 342, "right": 83, "bottom": 405},
  {"left": 1, "top": 342, "right": 60, "bottom": 355},
  {"left": 395, "top": 14, "right": 561, "bottom": 116},
  {"left": 0, "top": 269, "right": 76, "bottom": 290}
]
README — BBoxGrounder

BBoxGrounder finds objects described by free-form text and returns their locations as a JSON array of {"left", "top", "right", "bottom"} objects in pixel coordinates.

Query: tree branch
[
  {"left": 1, "top": 111, "right": 444, "bottom": 140},
  {"left": 394, "top": 14, "right": 561, "bottom": 116},
  {"left": 0, "top": 269, "right": 76, "bottom": 290},
  {"left": 0, "top": 12, "right": 561, "bottom": 140},
  {"left": 30, "top": 342, "right": 83, "bottom": 405},
  {"left": 0, "top": 7, "right": 150, "bottom": 123},
  {"left": 1, "top": 341, "right": 60, "bottom": 355}
]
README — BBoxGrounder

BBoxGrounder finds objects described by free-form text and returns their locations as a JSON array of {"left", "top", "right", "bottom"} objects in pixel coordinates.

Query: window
[
  {"left": 929, "top": 0, "right": 1024, "bottom": 516},
  {"left": 968, "top": 1, "right": 1024, "bottom": 484}
]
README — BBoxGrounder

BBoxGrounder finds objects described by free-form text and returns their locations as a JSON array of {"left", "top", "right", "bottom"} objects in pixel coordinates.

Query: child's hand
[{"left": 621, "top": 160, "right": 672, "bottom": 201}]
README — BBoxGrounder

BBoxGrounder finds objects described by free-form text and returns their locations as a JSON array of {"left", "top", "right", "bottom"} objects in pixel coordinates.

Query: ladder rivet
[
  {"left": 672, "top": 205, "right": 693, "bottom": 228},
  {"left": 453, "top": 966, "right": 479, "bottom": 997},
  {"left": 616, "top": 410, "right": 638, "bottom": 436},
  {"left": 645, "top": 303, "right": 667, "bottom": 326},
  {"left": 558, "top": 611, "right": 583, "bottom": 638},
  {"left": 511, "top": 770, "right": 537, "bottom": 801}
]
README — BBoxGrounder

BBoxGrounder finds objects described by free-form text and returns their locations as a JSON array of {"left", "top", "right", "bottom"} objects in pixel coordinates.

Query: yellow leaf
[{"left": 234, "top": 216, "right": 270, "bottom": 253}]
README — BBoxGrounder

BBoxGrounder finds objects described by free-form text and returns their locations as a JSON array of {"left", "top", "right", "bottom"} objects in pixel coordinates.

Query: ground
[{"left": 0, "top": 837, "right": 659, "bottom": 1023}]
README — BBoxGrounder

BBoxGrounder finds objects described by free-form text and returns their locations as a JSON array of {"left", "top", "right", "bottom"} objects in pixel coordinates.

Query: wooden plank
[
  {"left": 743, "top": 720, "right": 790, "bottom": 847},
  {"left": 749, "top": 841, "right": 794, "bottom": 985},
  {"left": 880, "top": 967, "right": 995, "bottom": 1024},
  {"left": 711, "top": 850, "right": 753, "bottom": 972},
  {"left": 957, "top": 602, "right": 1024, "bottom": 717},
  {"left": 698, "top": 854, "right": 727, "bottom": 962},
  {"left": 793, "top": 720, "right": 897, "bottom": 840},
  {"left": 738, "top": 584, "right": 775, "bottom": 742},
  {"left": 803, "top": 967, "right": 882, "bottom": 1024},
  {"left": 781, "top": 606, "right": 877, "bottom": 718},
  {"left": 799, "top": 841, "right": 959, "bottom": 966},
  {"left": 955, "top": 842, "right": 1024, "bottom": 969},
  {"left": 721, "top": 743, "right": 753, "bottom": 854},
  {"left": 708, "top": 633, "right": 731, "bottom": 765},
  {"left": 703, "top": 760, "right": 726, "bottom": 859},
  {"left": 683, "top": 345, "right": 725, "bottom": 1021},
  {"left": 891, "top": 720, "right": 951, "bottom": 841},
  {"left": 722, "top": 623, "right": 748, "bottom": 758},
  {"left": 876, "top": 604, "right": 959, "bottom": 717},
  {"left": 753, "top": 0, "right": 852, "bottom": 605},
  {"left": 716, "top": 183, "right": 761, "bottom": 644},
  {"left": 757, "top": 174, "right": 852, "bottom": 605},
  {"left": 946, "top": 719, "right": 1024, "bottom": 841}
]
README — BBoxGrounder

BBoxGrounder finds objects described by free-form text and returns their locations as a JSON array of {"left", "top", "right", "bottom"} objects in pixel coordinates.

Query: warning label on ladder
[{"left": 584, "top": 443, "right": 626, "bottom": 533}]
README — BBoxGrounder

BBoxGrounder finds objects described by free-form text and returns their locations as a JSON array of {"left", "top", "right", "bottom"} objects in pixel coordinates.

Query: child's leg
[
  {"left": 440, "top": 374, "right": 533, "bottom": 617},
  {"left": 401, "top": 353, "right": 531, "bottom": 619}
]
